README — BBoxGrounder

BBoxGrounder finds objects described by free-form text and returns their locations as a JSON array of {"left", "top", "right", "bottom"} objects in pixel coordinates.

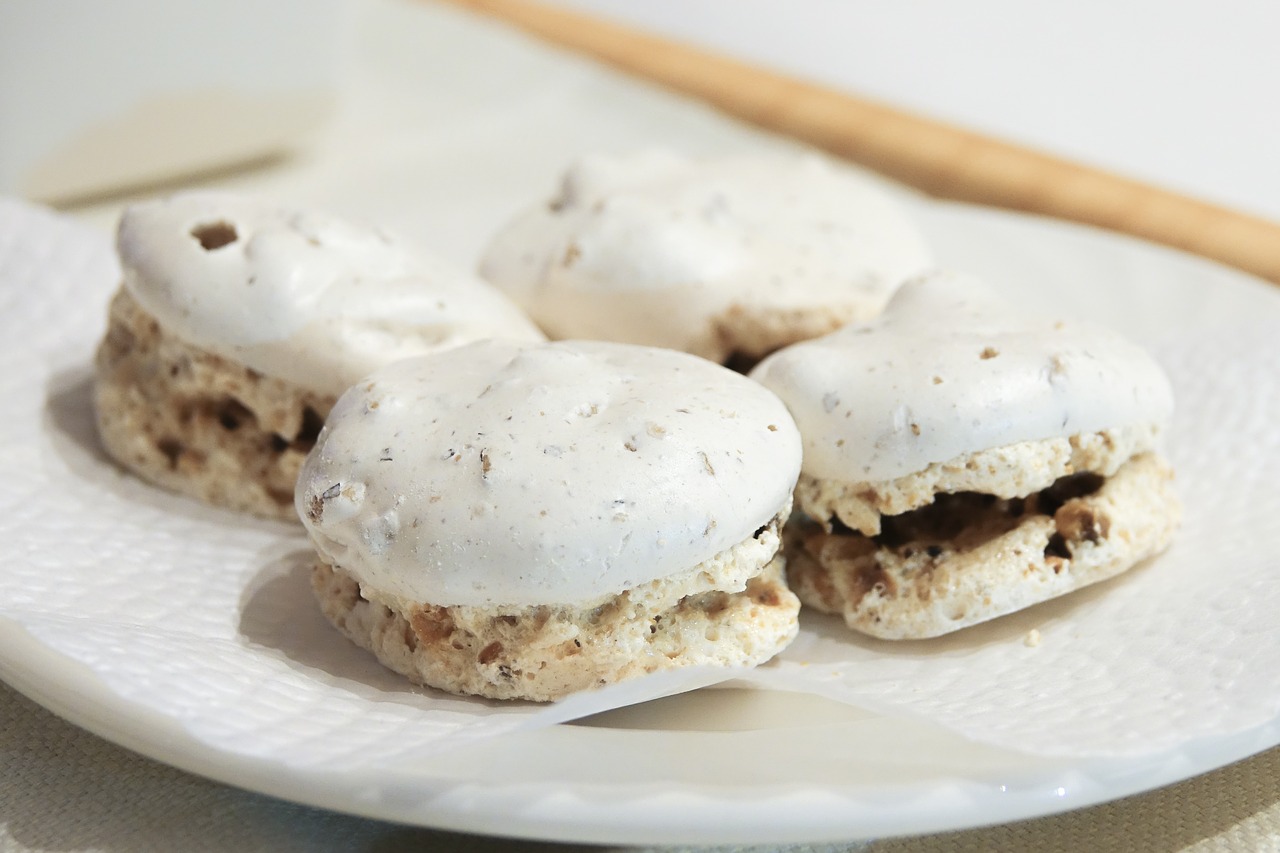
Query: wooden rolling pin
[{"left": 437, "top": 0, "right": 1280, "bottom": 285}]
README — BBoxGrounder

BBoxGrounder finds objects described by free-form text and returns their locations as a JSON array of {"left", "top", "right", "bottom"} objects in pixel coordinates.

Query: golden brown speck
[
  {"left": 477, "top": 641, "right": 504, "bottom": 665},
  {"left": 190, "top": 220, "right": 238, "bottom": 250},
  {"left": 980, "top": 347, "right": 999, "bottom": 360}
]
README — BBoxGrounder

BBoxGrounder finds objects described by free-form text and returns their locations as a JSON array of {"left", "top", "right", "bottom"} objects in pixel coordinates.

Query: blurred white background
[
  {"left": 547, "top": 0, "right": 1280, "bottom": 221},
  {"left": 5, "top": 0, "right": 1276, "bottom": 223}
]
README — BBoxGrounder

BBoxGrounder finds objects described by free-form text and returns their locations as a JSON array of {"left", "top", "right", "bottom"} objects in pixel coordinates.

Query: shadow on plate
[
  {"left": 572, "top": 682, "right": 878, "bottom": 733},
  {"left": 236, "top": 547, "right": 526, "bottom": 714}
]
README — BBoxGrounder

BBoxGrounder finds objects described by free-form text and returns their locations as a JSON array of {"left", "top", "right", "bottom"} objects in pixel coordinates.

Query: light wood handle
[{"left": 438, "top": 0, "right": 1280, "bottom": 285}]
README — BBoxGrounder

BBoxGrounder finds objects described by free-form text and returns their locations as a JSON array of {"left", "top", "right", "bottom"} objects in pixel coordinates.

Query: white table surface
[{"left": 4, "top": 1, "right": 1279, "bottom": 851}]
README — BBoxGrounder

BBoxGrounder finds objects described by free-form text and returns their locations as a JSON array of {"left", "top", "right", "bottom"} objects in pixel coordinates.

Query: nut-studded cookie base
[
  {"left": 311, "top": 514, "right": 800, "bottom": 701},
  {"left": 93, "top": 287, "right": 336, "bottom": 520},
  {"left": 789, "top": 453, "right": 1179, "bottom": 639}
]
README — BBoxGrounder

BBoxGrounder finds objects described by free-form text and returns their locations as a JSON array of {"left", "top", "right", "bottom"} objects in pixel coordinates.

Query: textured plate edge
[{"left": 4, "top": 613, "right": 1279, "bottom": 846}]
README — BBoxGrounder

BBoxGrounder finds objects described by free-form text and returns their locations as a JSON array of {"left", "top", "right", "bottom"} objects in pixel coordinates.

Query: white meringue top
[
  {"left": 751, "top": 271, "right": 1175, "bottom": 482},
  {"left": 117, "top": 191, "right": 544, "bottom": 396},
  {"left": 296, "top": 339, "right": 802, "bottom": 607},
  {"left": 478, "top": 151, "right": 932, "bottom": 357}
]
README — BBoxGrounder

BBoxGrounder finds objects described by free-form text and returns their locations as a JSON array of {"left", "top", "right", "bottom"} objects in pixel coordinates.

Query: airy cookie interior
[
  {"left": 789, "top": 452, "right": 1179, "bottom": 639},
  {"left": 311, "top": 513, "right": 799, "bottom": 701},
  {"left": 796, "top": 425, "right": 1163, "bottom": 537},
  {"left": 94, "top": 287, "right": 335, "bottom": 519}
]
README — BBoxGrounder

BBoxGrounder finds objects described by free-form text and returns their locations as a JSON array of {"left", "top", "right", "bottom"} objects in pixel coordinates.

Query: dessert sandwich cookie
[
  {"left": 751, "top": 271, "right": 1181, "bottom": 640},
  {"left": 479, "top": 150, "right": 932, "bottom": 368},
  {"left": 296, "top": 339, "right": 803, "bottom": 701},
  {"left": 94, "top": 191, "right": 543, "bottom": 519}
]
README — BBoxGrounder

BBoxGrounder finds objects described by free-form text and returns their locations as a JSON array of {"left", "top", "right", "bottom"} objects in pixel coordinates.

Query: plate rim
[{"left": 6, "top": 615, "right": 1280, "bottom": 846}]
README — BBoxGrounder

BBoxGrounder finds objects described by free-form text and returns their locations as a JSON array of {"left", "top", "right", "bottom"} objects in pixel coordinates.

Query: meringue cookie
[
  {"left": 296, "top": 339, "right": 803, "bottom": 700},
  {"left": 479, "top": 151, "right": 932, "bottom": 364},
  {"left": 752, "top": 270, "right": 1174, "bottom": 485},
  {"left": 299, "top": 339, "right": 801, "bottom": 606},
  {"left": 119, "top": 191, "right": 544, "bottom": 396},
  {"left": 752, "top": 270, "right": 1179, "bottom": 639},
  {"left": 95, "top": 191, "right": 544, "bottom": 519}
]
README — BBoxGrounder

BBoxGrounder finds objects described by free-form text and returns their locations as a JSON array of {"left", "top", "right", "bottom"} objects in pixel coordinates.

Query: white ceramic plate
[{"left": 1, "top": 192, "right": 1279, "bottom": 846}]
